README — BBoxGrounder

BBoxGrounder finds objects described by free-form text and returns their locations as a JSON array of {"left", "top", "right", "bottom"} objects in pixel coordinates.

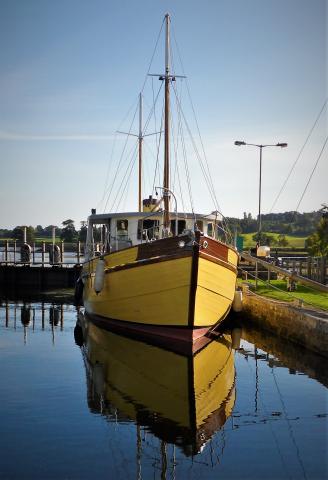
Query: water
[{"left": 0, "top": 299, "right": 327, "bottom": 480}]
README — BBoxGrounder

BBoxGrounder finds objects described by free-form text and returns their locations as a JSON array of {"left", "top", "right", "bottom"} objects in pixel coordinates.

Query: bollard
[
  {"left": 49, "top": 244, "right": 61, "bottom": 265},
  {"left": 21, "top": 243, "right": 32, "bottom": 264},
  {"left": 231, "top": 328, "right": 242, "bottom": 350},
  {"left": 232, "top": 290, "right": 243, "bottom": 312},
  {"left": 242, "top": 283, "right": 249, "bottom": 295}
]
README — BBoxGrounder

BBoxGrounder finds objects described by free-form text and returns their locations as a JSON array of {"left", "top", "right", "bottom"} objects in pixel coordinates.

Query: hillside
[{"left": 227, "top": 210, "right": 321, "bottom": 236}]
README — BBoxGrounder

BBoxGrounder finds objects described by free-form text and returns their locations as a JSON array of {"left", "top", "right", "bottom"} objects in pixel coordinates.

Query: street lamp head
[
  {"left": 277, "top": 142, "right": 288, "bottom": 148},
  {"left": 234, "top": 140, "right": 246, "bottom": 146}
]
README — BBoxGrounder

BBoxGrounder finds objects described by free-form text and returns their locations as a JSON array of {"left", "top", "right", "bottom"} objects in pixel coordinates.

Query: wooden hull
[{"left": 82, "top": 234, "right": 238, "bottom": 341}]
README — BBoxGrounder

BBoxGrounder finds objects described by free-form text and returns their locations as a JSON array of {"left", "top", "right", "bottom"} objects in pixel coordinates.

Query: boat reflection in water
[{"left": 75, "top": 312, "right": 236, "bottom": 456}]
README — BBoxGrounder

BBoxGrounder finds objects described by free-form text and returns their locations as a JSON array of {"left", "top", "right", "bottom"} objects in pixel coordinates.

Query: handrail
[{"left": 240, "top": 251, "right": 328, "bottom": 293}]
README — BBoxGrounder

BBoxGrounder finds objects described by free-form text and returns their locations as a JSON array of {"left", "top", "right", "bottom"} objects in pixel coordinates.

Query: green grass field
[
  {"left": 245, "top": 279, "right": 328, "bottom": 311},
  {"left": 241, "top": 232, "right": 307, "bottom": 249},
  {"left": 0, "top": 237, "right": 62, "bottom": 243}
]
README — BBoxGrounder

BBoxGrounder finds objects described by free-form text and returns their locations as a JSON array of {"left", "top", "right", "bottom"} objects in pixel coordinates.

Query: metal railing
[
  {"left": 0, "top": 240, "right": 85, "bottom": 267},
  {"left": 240, "top": 251, "right": 328, "bottom": 292}
]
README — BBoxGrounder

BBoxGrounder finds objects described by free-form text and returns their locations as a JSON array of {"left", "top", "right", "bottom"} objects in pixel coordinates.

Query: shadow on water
[
  {"left": 0, "top": 286, "right": 75, "bottom": 304},
  {"left": 239, "top": 322, "right": 328, "bottom": 389}
]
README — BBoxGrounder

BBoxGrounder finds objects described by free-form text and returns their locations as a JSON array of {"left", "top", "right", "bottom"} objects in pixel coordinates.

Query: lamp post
[{"left": 234, "top": 141, "right": 287, "bottom": 245}]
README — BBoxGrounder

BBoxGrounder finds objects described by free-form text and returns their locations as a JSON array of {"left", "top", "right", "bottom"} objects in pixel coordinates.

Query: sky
[{"left": 0, "top": 0, "right": 327, "bottom": 229}]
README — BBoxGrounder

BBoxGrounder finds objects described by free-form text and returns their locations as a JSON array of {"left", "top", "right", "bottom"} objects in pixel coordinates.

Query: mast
[
  {"left": 163, "top": 13, "right": 170, "bottom": 231},
  {"left": 138, "top": 93, "right": 143, "bottom": 212}
]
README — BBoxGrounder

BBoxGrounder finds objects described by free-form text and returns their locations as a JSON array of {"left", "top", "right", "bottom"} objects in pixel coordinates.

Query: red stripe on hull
[{"left": 84, "top": 312, "right": 218, "bottom": 355}]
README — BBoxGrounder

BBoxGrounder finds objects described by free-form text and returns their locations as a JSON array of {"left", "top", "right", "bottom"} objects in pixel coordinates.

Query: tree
[
  {"left": 306, "top": 206, "right": 328, "bottom": 256},
  {"left": 252, "top": 232, "right": 275, "bottom": 246},
  {"left": 43, "top": 225, "right": 61, "bottom": 238},
  {"left": 277, "top": 234, "right": 289, "bottom": 247},
  {"left": 60, "top": 219, "right": 77, "bottom": 242},
  {"left": 12, "top": 226, "right": 35, "bottom": 243},
  {"left": 79, "top": 221, "right": 88, "bottom": 242},
  {"left": 0, "top": 228, "right": 13, "bottom": 239},
  {"left": 35, "top": 225, "right": 44, "bottom": 236}
]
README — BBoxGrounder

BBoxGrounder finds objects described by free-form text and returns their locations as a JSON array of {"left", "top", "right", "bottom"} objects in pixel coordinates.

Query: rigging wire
[
  {"left": 151, "top": 99, "right": 165, "bottom": 196},
  {"left": 101, "top": 19, "right": 164, "bottom": 213},
  {"left": 170, "top": 85, "right": 187, "bottom": 215},
  {"left": 100, "top": 97, "right": 140, "bottom": 212},
  {"left": 240, "top": 348, "right": 293, "bottom": 480},
  {"left": 175, "top": 150, "right": 187, "bottom": 214},
  {"left": 151, "top": 76, "right": 163, "bottom": 192},
  {"left": 173, "top": 83, "right": 232, "bottom": 229},
  {"left": 294, "top": 134, "right": 328, "bottom": 213},
  {"left": 97, "top": 131, "right": 118, "bottom": 211},
  {"left": 103, "top": 101, "right": 139, "bottom": 212},
  {"left": 139, "top": 82, "right": 164, "bottom": 196},
  {"left": 173, "top": 81, "right": 190, "bottom": 215},
  {"left": 118, "top": 147, "right": 139, "bottom": 213},
  {"left": 140, "top": 17, "right": 165, "bottom": 94},
  {"left": 170, "top": 78, "right": 183, "bottom": 194},
  {"left": 270, "top": 367, "right": 308, "bottom": 479},
  {"left": 112, "top": 142, "right": 139, "bottom": 212},
  {"left": 270, "top": 98, "right": 328, "bottom": 212},
  {"left": 172, "top": 28, "right": 228, "bottom": 220},
  {"left": 181, "top": 81, "right": 232, "bottom": 238},
  {"left": 108, "top": 140, "right": 138, "bottom": 212},
  {"left": 142, "top": 81, "right": 163, "bottom": 136},
  {"left": 173, "top": 81, "right": 195, "bottom": 216},
  {"left": 143, "top": 141, "right": 160, "bottom": 193}
]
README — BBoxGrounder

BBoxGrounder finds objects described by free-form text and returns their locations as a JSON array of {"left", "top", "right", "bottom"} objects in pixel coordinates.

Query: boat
[
  {"left": 75, "top": 312, "right": 236, "bottom": 456},
  {"left": 80, "top": 14, "right": 239, "bottom": 347}
]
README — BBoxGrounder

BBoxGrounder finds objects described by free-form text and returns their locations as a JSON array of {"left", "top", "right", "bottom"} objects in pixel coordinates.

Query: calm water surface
[{"left": 0, "top": 299, "right": 327, "bottom": 480}]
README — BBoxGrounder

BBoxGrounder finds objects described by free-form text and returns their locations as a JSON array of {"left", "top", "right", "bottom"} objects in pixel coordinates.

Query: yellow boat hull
[{"left": 82, "top": 234, "right": 238, "bottom": 335}]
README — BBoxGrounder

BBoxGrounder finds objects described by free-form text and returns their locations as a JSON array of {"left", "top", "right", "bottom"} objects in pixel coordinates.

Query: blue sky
[{"left": 0, "top": 0, "right": 326, "bottom": 229}]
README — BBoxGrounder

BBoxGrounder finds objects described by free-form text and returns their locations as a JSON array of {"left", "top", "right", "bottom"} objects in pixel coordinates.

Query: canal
[{"left": 0, "top": 298, "right": 327, "bottom": 479}]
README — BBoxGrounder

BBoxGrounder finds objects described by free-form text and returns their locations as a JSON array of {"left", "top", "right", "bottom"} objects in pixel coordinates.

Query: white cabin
[{"left": 85, "top": 209, "right": 224, "bottom": 261}]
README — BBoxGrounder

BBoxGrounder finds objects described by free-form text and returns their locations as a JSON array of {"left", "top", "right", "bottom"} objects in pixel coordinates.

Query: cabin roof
[{"left": 88, "top": 211, "right": 223, "bottom": 223}]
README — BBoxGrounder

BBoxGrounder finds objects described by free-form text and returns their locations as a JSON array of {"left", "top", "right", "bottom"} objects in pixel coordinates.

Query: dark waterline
[{"left": 0, "top": 299, "right": 327, "bottom": 480}]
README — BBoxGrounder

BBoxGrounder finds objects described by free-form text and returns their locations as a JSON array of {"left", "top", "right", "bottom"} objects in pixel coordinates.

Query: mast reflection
[{"left": 75, "top": 312, "right": 236, "bottom": 456}]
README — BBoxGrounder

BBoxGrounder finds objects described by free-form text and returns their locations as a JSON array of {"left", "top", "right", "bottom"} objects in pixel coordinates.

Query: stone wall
[{"left": 239, "top": 289, "right": 328, "bottom": 358}]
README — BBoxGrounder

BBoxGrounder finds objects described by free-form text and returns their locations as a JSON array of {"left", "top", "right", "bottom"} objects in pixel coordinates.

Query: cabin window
[
  {"left": 103, "top": 220, "right": 111, "bottom": 252},
  {"left": 207, "top": 222, "right": 213, "bottom": 237},
  {"left": 170, "top": 219, "right": 186, "bottom": 235},
  {"left": 138, "top": 219, "right": 159, "bottom": 240},
  {"left": 195, "top": 220, "right": 203, "bottom": 232},
  {"left": 137, "top": 220, "right": 142, "bottom": 240},
  {"left": 116, "top": 220, "right": 128, "bottom": 239}
]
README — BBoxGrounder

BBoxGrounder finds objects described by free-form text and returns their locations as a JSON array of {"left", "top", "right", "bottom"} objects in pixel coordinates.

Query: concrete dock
[{"left": 237, "top": 286, "right": 328, "bottom": 358}]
